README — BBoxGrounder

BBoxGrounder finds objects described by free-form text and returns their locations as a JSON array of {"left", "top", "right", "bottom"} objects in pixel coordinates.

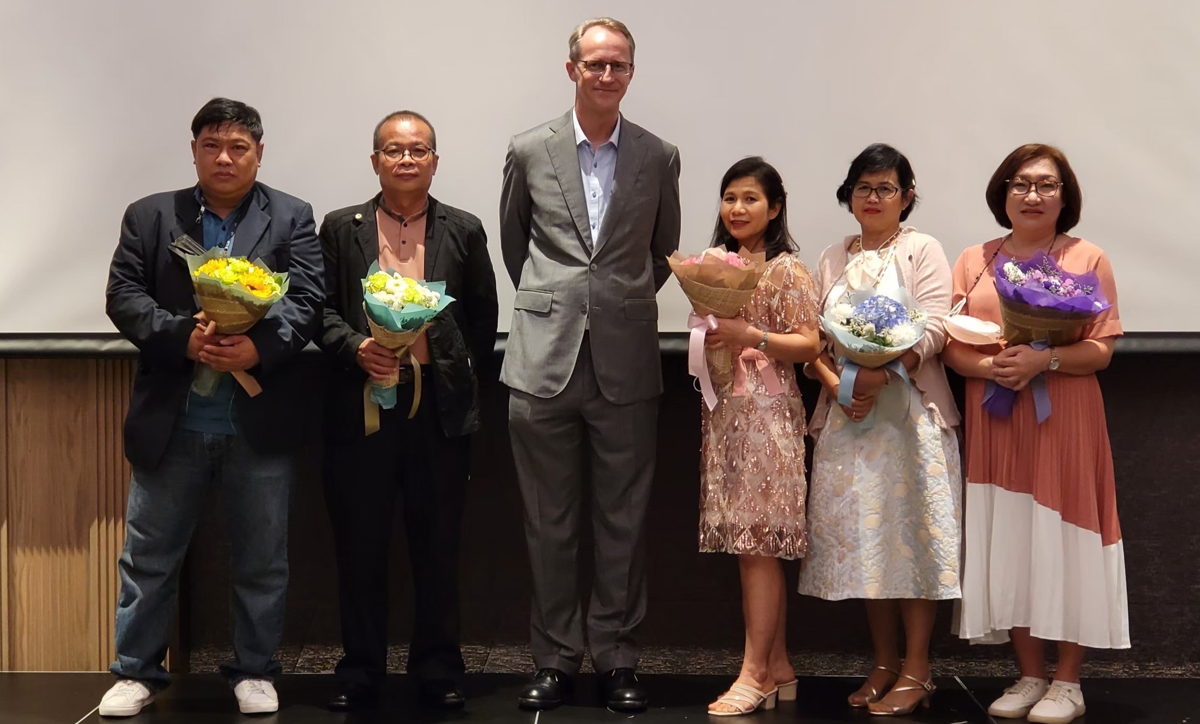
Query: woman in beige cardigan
[{"left": 798, "top": 144, "right": 962, "bottom": 717}]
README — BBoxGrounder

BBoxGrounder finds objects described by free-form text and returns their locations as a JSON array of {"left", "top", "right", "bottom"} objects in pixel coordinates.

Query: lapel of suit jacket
[
  {"left": 171, "top": 188, "right": 203, "bottom": 248},
  {"left": 229, "top": 185, "right": 270, "bottom": 260},
  {"left": 169, "top": 189, "right": 204, "bottom": 276},
  {"left": 545, "top": 111, "right": 593, "bottom": 253},
  {"left": 594, "top": 116, "right": 645, "bottom": 257},
  {"left": 354, "top": 199, "right": 380, "bottom": 271},
  {"left": 423, "top": 196, "right": 446, "bottom": 281}
]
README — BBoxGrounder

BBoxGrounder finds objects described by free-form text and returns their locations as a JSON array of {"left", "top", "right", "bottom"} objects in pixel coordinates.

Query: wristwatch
[
  {"left": 1048, "top": 347, "right": 1061, "bottom": 371},
  {"left": 756, "top": 330, "right": 769, "bottom": 351}
]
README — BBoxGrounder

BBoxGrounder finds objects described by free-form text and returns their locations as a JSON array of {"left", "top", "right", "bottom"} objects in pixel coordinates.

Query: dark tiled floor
[
  {"left": 10, "top": 672, "right": 1200, "bottom": 723},
  {"left": 188, "top": 643, "right": 1200, "bottom": 678}
]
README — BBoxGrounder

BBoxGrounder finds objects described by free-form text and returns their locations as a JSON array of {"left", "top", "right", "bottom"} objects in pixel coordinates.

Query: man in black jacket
[
  {"left": 316, "top": 110, "right": 497, "bottom": 711},
  {"left": 101, "top": 97, "right": 324, "bottom": 716}
]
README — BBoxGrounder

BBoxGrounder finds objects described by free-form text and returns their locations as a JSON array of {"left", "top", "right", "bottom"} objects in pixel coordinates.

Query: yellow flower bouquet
[{"left": 184, "top": 246, "right": 289, "bottom": 397}]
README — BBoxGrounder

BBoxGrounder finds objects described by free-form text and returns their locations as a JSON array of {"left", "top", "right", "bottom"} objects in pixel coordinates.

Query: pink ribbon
[
  {"left": 733, "top": 347, "right": 783, "bottom": 398},
  {"left": 687, "top": 312, "right": 719, "bottom": 410}
]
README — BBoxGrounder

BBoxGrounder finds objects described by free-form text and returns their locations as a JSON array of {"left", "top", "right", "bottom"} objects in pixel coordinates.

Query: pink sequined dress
[{"left": 698, "top": 252, "right": 818, "bottom": 559}]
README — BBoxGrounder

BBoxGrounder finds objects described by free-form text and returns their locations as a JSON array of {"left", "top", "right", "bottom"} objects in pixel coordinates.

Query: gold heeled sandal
[
  {"left": 867, "top": 673, "right": 936, "bottom": 716},
  {"left": 848, "top": 665, "right": 899, "bottom": 708}
]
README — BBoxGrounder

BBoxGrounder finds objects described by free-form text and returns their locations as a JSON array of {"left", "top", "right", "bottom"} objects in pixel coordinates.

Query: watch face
[{"left": 1049, "top": 356, "right": 1061, "bottom": 371}]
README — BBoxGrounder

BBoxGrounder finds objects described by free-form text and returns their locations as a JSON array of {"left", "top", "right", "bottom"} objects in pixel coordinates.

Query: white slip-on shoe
[
  {"left": 987, "top": 676, "right": 1049, "bottom": 718},
  {"left": 233, "top": 678, "right": 279, "bottom": 714},
  {"left": 98, "top": 679, "right": 154, "bottom": 717},
  {"left": 1027, "top": 681, "right": 1086, "bottom": 724}
]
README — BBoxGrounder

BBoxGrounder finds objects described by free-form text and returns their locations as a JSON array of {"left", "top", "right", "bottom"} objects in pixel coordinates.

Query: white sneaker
[
  {"left": 1027, "top": 681, "right": 1086, "bottom": 724},
  {"left": 98, "top": 679, "right": 154, "bottom": 717},
  {"left": 987, "top": 676, "right": 1049, "bottom": 718},
  {"left": 233, "top": 678, "right": 279, "bottom": 714}
]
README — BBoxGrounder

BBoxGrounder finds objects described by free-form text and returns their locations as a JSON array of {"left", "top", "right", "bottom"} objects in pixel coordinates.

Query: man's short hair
[
  {"left": 568, "top": 17, "right": 635, "bottom": 63},
  {"left": 372, "top": 110, "right": 438, "bottom": 152},
  {"left": 191, "top": 97, "right": 263, "bottom": 142}
]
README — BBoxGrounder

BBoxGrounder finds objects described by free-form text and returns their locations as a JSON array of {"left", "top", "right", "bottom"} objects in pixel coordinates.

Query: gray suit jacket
[{"left": 499, "top": 111, "right": 681, "bottom": 404}]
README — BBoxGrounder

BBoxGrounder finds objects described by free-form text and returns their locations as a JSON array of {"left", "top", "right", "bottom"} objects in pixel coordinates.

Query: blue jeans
[{"left": 110, "top": 428, "right": 292, "bottom": 687}]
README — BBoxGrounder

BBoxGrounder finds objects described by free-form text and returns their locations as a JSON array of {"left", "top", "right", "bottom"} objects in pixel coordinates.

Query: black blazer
[
  {"left": 106, "top": 183, "right": 325, "bottom": 469},
  {"left": 317, "top": 195, "right": 498, "bottom": 441}
]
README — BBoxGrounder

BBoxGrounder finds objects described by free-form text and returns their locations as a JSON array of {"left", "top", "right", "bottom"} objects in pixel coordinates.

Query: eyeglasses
[
  {"left": 375, "top": 145, "right": 435, "bottom": 162},
  {"left": 851, "top": 183, "right": 902, "bottom": 200},
  {"left": 575, "top": 59, "right": 633, "bottom": 77},
  {"left": 1007, "top": 178, "right": 1063, "bottom": 197}
]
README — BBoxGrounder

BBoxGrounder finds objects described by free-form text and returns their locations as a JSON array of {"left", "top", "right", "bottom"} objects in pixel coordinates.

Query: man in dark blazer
[
  {"left": 500, "top": 17, "right": 681, "bottom": 712},
  {"left": 101, "top": 97, "right": 323, "bottom": 717},
  {"left": 316, "top": 110, "right": 498, "bottom": 711}
]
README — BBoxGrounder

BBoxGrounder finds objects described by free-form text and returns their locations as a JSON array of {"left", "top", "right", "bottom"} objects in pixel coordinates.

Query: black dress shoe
[
  {"left": 602, "top": 668, "right": 647, "bottom": 712},
  {"left": 517, "top": 668, "right": 572, "bottom": 710},
  {"left": 327, "top": 684, "right": 379, "bottom": 711},
  {"left": 419, "top": 679, "right": 466, "bottom": 710}
]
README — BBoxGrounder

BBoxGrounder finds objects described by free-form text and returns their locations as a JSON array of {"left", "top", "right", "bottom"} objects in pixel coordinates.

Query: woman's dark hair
[
  {"left": 190, "top": 97, "right": 264, "bottom": 142},
  {"left": 835, "top": 143, "right": 919, "bottom": 221},
  {"left": 985, "top": 143, "right": 1082, "bottom": 233},
  {"left": 710, "top": 156, "right": 796, "bottom": 261}
]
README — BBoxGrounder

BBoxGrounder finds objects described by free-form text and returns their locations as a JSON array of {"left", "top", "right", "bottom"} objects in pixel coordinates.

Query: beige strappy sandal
[
  {"left": 707, "top": 681, "right": 779, "bottom": 716},
  {"left": 848, "top": 665, "right": 900, "bottom": 707},
  {"left": 868, "top": 672, "right": 936, "bottom": 716}
]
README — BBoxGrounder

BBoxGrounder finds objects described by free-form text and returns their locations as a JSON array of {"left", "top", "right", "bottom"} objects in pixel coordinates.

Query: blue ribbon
[
  {"left": 982, "top": 340, "right": 1052, "bottom": 423},
  {"left": 837, "top": 357, "right": 910, "bottom": 429}
]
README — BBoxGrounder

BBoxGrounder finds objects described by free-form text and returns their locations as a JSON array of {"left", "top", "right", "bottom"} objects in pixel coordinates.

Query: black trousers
[{"left": 323, "top": 373, "right": 469, "bottom": 688}]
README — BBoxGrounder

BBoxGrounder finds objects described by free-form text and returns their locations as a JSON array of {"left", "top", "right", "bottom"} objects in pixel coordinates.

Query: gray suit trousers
[{"left": 508, "top": 340, "right": 658, "bottom": 674}]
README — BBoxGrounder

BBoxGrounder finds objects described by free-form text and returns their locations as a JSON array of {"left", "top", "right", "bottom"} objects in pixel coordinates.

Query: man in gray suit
[{"left": 499, "top": 16, "right": 681, "bottom": 713}]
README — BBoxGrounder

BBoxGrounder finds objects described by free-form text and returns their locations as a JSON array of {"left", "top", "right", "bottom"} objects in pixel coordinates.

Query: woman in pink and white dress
[{"left": 944, "top": 143, "right": 1129, "bottom": 724}]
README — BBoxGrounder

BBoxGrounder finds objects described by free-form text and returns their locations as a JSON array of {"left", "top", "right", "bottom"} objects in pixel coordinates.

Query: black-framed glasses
[
  {"left": 851, "top": 182, "right": 902, "bottom": 200},
  {"left": 375, "top": 145, "right": 435, "bottom": 162},
  {"left": 1007, "top": 177, "right": 1063, "bottom": 197},
  {"left": 575, "top": 59, "right": 633, "bottom": 76}
]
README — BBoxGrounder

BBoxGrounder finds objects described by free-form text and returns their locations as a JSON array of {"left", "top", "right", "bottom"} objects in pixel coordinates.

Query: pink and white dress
[{"left": 952, "top": 236, "right": 1129, "bottom": 648}]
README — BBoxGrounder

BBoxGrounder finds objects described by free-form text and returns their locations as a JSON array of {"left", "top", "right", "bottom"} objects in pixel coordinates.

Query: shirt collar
[
  {"left": 572, "top": 109, "right": 621, "bottom": 150},
  {"left": 374, "top": 193, "right": 429, "bottom": 225},
  {"left": 193, "top": 184, "right": 255, "bottom": 225}
]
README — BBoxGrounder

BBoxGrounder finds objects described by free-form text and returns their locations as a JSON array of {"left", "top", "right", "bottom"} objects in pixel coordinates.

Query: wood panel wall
[{"left": 0, "top": 357, "right": 132, "bottom": 671}]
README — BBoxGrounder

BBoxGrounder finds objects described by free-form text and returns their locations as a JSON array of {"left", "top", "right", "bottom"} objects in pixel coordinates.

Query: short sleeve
[
  {"left": 1082, "top": 248, "right": 1122, "bottom": 340},
  {"left": 763, "top": 254, "right": 818, "bottom": 333}
]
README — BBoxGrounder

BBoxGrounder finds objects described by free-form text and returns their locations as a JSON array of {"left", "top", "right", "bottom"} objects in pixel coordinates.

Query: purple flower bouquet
[
  {"left": 984, "top": 251, "right": 1111, "bottom": 421},
  {"left": 993, "top": 251, "right": 1110, "bottom": 346}
]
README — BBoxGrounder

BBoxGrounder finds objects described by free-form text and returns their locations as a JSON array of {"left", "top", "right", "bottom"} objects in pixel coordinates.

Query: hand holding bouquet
[
  {"left": 185, "top": 245, "right": 289, "bottom": 397},
  {"left": 669, "top": 248, "right": 764, "bottom": 406},
  {"left": 360, "top": 263, "right": 454, "bottom": 433},
  {"left": 822, "top": 290, "right": 926, "bottom": 425}
]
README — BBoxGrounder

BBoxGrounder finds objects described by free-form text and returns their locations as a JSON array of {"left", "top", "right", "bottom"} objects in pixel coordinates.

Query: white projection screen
[{"left": 1, "top": 1, "right": 1196, "bottom": 334}]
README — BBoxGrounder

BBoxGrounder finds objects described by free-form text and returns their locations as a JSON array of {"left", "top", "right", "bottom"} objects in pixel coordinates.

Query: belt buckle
[{"left": 397, "top": 366, "right": 415, "bottom": 384}]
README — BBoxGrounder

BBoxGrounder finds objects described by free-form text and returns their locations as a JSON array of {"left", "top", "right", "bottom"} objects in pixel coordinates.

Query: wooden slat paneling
[
  {"left": 0, "top": 359, "right": 9, "bottom": 671},
  {"left": 90, "top": 359, "right": 129, "bottom": 669},
  {"left": 6, "top": 358, "right": 98, "bottom": 669}
]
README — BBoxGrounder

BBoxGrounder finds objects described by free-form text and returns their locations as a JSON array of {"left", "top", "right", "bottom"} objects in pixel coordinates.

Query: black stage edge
[{"left": 5, "top": 672, "right": 1197, "bottom": 723}]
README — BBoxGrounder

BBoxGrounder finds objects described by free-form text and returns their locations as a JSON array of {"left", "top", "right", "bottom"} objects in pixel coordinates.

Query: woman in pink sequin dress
[{"left": 698, "top": 157, "right": 821, "bottom": 715}]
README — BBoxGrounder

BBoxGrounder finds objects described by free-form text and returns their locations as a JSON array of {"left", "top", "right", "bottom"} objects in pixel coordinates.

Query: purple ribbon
[{"left": 982, "top": 340, "right": 1052, "bottom": 423}]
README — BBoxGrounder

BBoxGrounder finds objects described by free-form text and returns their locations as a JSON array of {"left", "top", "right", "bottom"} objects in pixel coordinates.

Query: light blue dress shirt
[{"left": 572, "top": 110, "right": 620, "bottom": 253}]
